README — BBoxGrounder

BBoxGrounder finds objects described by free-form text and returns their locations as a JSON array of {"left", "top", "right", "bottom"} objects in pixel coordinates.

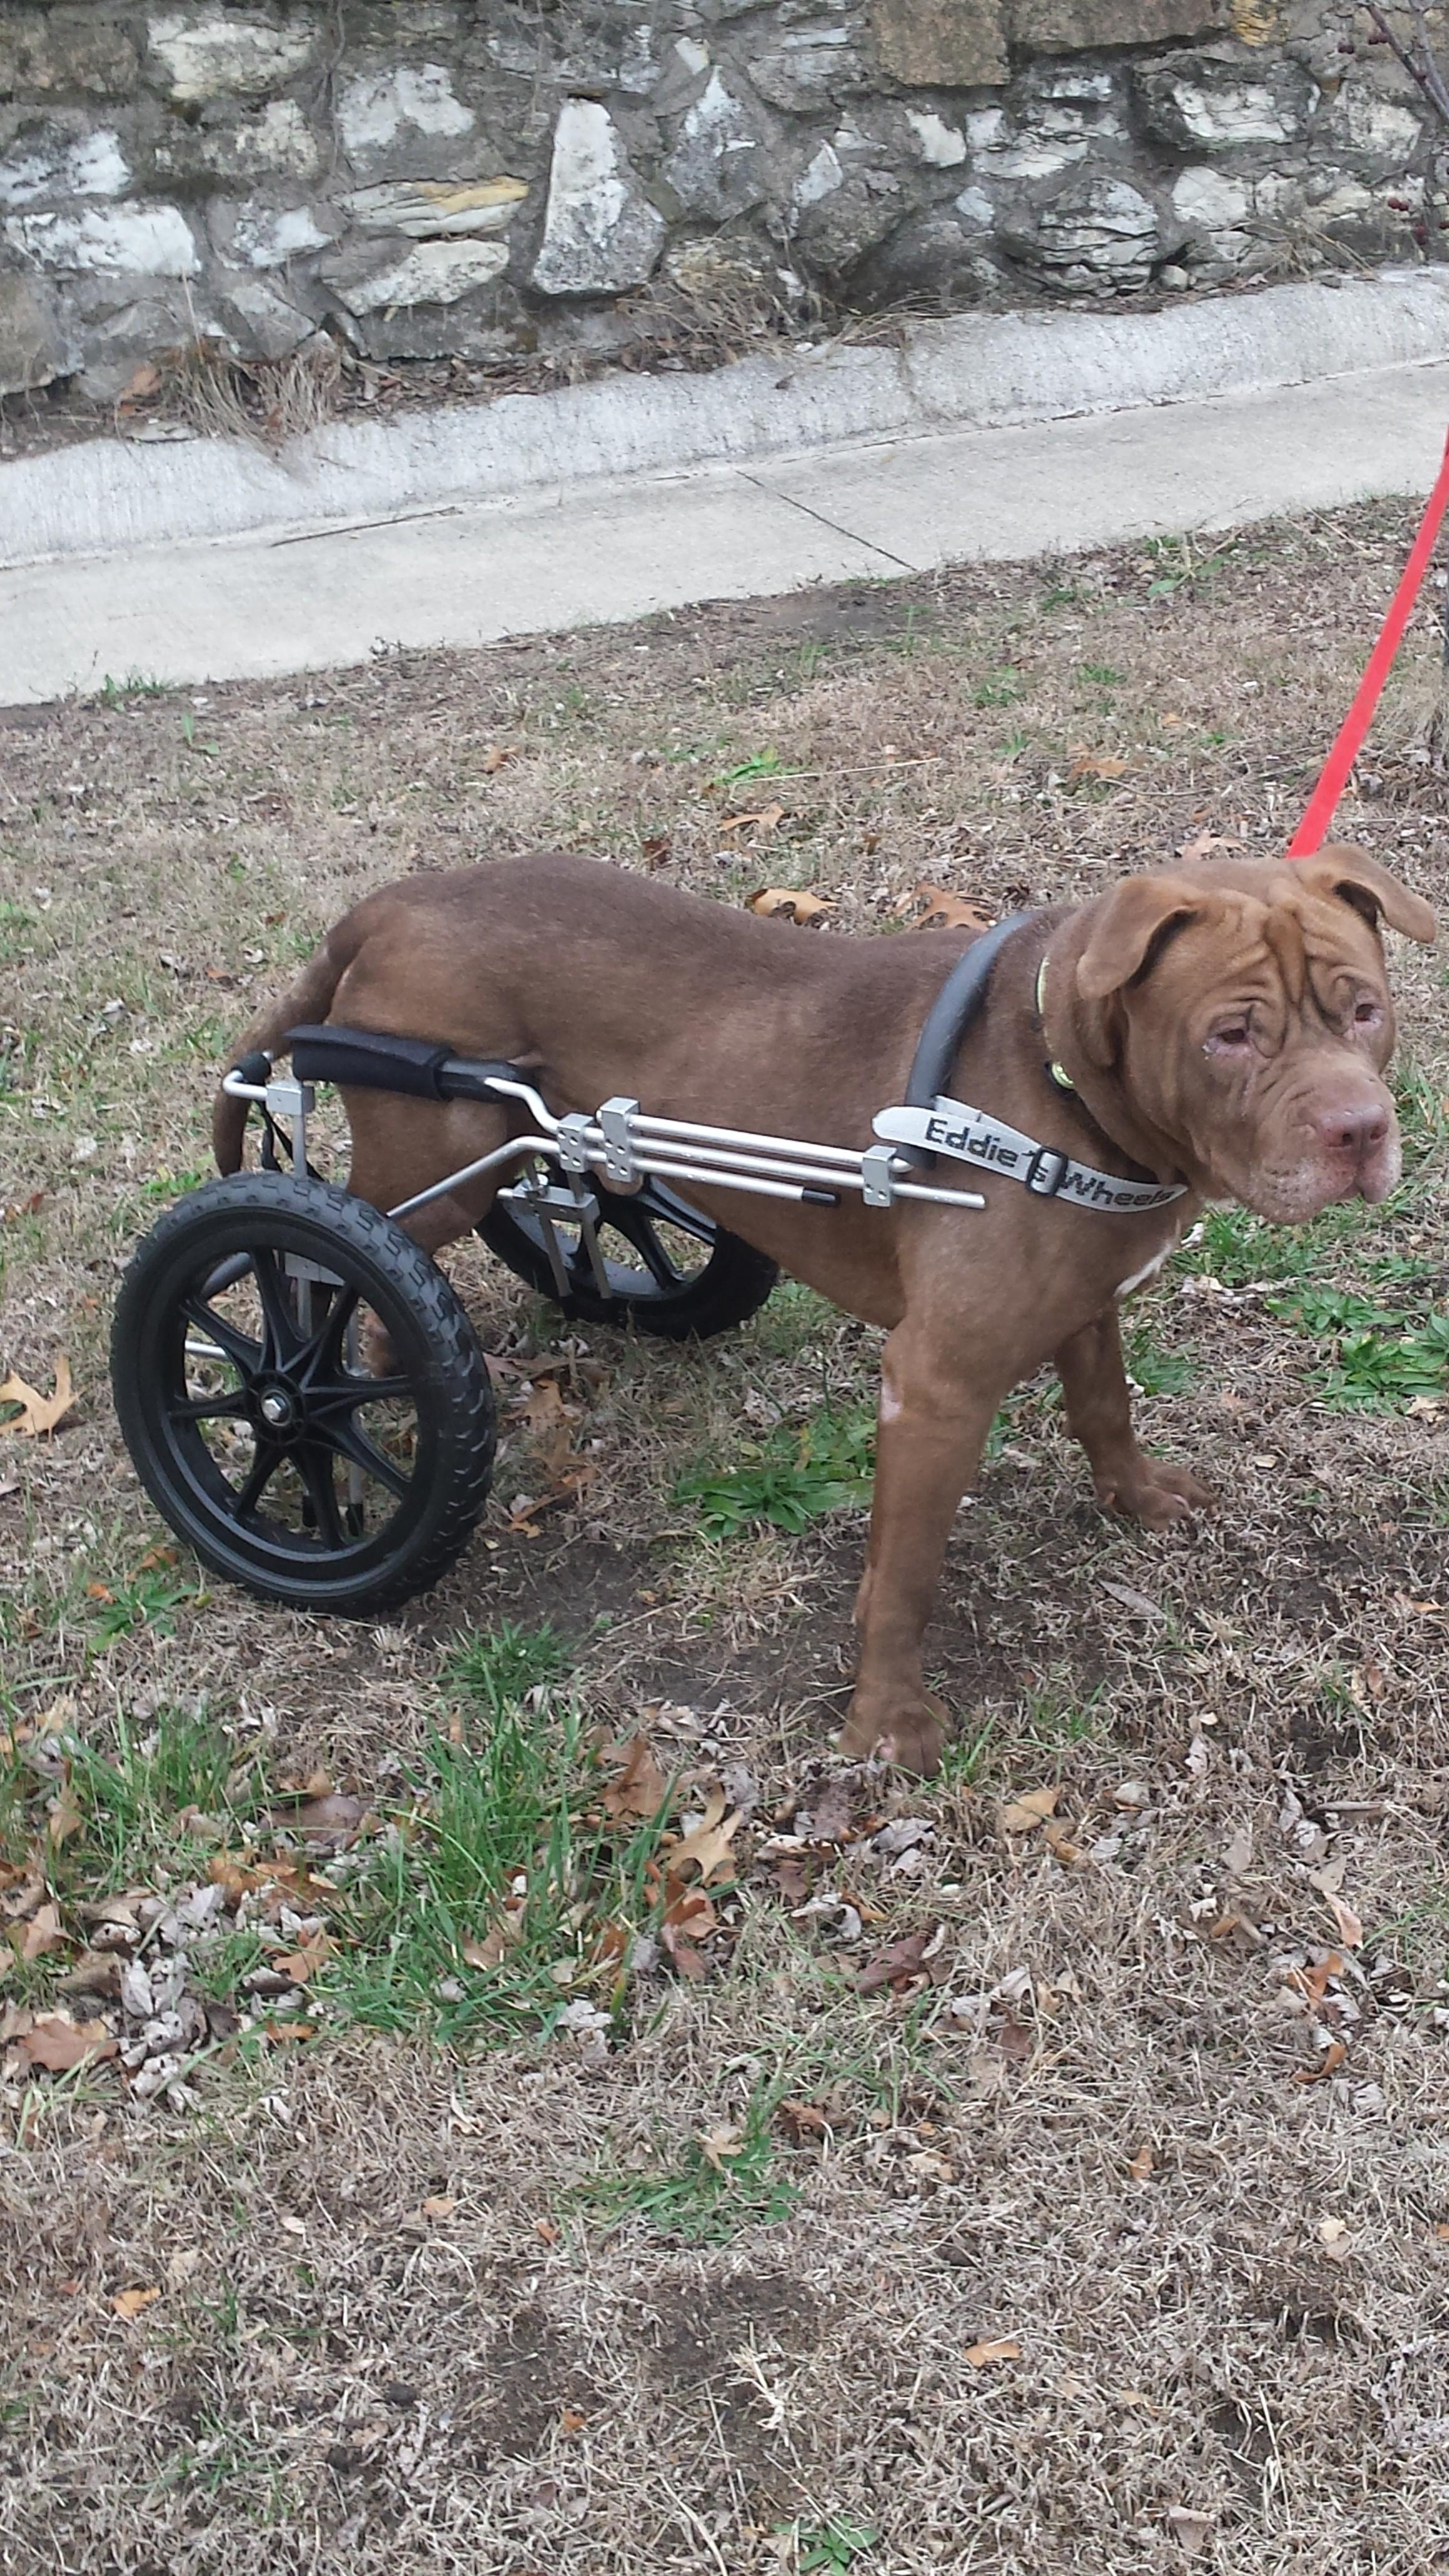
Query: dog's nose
[{"left": 1314, "top": 1103, "right": 1390, "bottom": 1160}]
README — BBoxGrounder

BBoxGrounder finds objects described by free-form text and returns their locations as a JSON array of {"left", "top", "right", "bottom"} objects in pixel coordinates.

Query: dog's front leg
[
  {"left": 1055, "top": 1305, "right": 1216, "bottom": 1528},
  {"left": 839, "top": 1326, "right": 1004, "bottom": 1777}
]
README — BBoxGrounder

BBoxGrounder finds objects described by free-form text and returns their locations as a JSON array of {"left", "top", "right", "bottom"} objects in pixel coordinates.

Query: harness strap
[
  {"left": 899, "top": 910, "right": 1035, "bottom": 1168},
  {"left": 874, "top": 1096, "right": 1186, "bottom": 1212}
]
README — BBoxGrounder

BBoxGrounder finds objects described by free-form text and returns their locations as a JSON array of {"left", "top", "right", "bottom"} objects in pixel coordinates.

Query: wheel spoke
[
  {"left": 633, "top": 1179, "right": 718, "bottom": 1248},
  {"left": 231, "top": 1435, "right": 285, "bottom": 1521},
  {"left": 315, "top": 1413, "right": 412, "bottom": 1500},
  {"left": 602, "top": 1199, "right": 688, "bottom": 1290},
  {"left": 296, "top": 1442, "right": 346, "bottom": 1547},
  {"left": 180, "top": 1294, "right": 261, "bottom": 1377},
  {"left": 300, "top": 1284, "right": 361, "bottom": 1383},
  {"left": 308, "top": 1371, "right": 414, "bottom": 1413},
  {"left": 168, "top": 1387, "right": 250, "bottom": 1425},
  {"left": 251, "top": 1248, "right": 303, "bottom": 1366}
]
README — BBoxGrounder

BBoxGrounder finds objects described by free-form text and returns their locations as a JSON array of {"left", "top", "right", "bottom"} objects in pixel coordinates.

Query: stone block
[
  {"left": 1000, "top": 173, "right": 1167, "bottom": 292},
  {"left": 324, "top": 237, "right": 510, "bottom": 314},
  {"left": 751, "top": 24, "right": 869, "bottom": 113},
  {"left": 907, "top": 111, "right": 968, "bottom": 167},
  {"left": 661, "top": 72, "right": 764, "bottom": 220},
  {"left": 1323, "top": 82, "right": 1423, "bottom": 175},
  {"left": 0, "top": 9, "right": 139, "bottom": 99},
  {"left": 214, "top": 268, "right": 317, "bottom": 358},
  {"left": 1133, "top": 54, "right": 1316, "bottom": 150},
  {"left": 338, "top": 61, "right": 476, "bottom": 169},
  {"left": 340, "top": 177, "right": 529, "bottom": 237},
  {"left": 793, "top": 165, "right": 904, "bottom": 274},
  {"left": 147, "top": 9, "right": 319, "bottom": 104},
  {"left": 151, "top": 99, "right": 322, "bottom": 186},
  {"left": 1010, "top": 0, "right": 1225, "bottom": 51},
  {"left": 532, "top": 100, "right": 665, "bottom": 296},
  {"left": 0, "top": 119, "right": 130, "bottom": 208},
  {"left": 1171, "top": 163, "right": 1250, "bottom": 226},
  {"left": 871, "top": 0, "right": 1008, "bottom": 90},
  {"left": 6, "top": 201, "right": 199, "bottom": 275},
  {"left": 0, "top": 263, "right": 70, "bottom": 391},
  {"left": 214, "top": 199, "right": 337, "bottom": 270}
]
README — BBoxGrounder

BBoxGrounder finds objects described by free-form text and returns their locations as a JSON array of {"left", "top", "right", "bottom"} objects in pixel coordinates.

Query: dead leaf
[
  {"left": 805, "top": 1777, "right": 854, "bottom": 1845},
  {"left": 964, "top": 2336, "right": 1021, "bottom": 2369},
  {"left": 18, "top": 2012, "right": 117, "bottom": 2072},
  {"left": 640, "top": 835, "right": 671, "bottom": 869},
  {"left": 1067, "top": 751, "right": 1129, "bottom": 784},
  {"left": 263, "top": 2019, "right": 316, "bottom": 2043},
  {"left": 858, "top": 1929, "right": 946, "bottom": 1994},
  {"left": 1294, "top": 2039, "right": 1348, "bottom": 2084},
  {"left": 273, "top": 1933, "right": 334, "bottom": 1984},
  {"left": 746, "top": 886, "right": 833, "bottom": 926},
  {"left": 1127, "top": 2144, "right": 1154, "bottom": 2181},
  {"left": 603, "top": 1735, "right": 671, "bottom": 1823},
  {"left": 421, "top": 2195, "right": 457, "bottom": 2221},
  {"left": 668, "top": 1790, "right": 743, "bottom": 1886},
  {"left": 559, "top": 2406, "right": 588, "bottom": 2434},
  {"left": 1165, "top": 2507, "right": 1216, "bottom": 2556},
  {"left": 660, "top": 1884, "right": 716, "bottom": 1982},
  {"left": 776, "top": 2098, "right": 831, "bottom": 2145},
  {"left": 696, "top": 2125, "right": 744, "bottom": 2172},
  {"left": 268, "top": 1792, "right": 373, "bottom": 1839},
  {"left": 1000, "top": 1785, "right": 1060, "bottom": 1834},
  {"left": 995, "top": 2013, "right": 1033, "bottom": 2064},
  {"left": 479, "top": 744, "right": 516, "bottom": 774},
  {"left": 112, "top": 2285, "right": 162, "bottom": 2320},
  {"left": 120, "top": 361, "right": 161, "bottom": 404},
  {"left": 1177, "top": 831, "right": 1244, "bottom": 862},
  {"left": 13, "top": 1903, "right": 65, "bottom": 1963},
  {"left": 1317, "top": 2213, "right": 1351, "bottom": 2261},
  {"left": 721, "top": 801, "right": 786, "bottom": 842},
  {"left": 0, "top": 1355, "right": 76, "bottom": 1438},
  {"left": 47, "top": 1780, "right": 84, "bottom": 1849},
  {"left": 1043, "top": 1820, "right": 1085, "bottom": 1866},
  {"left": 1327, "top": 1893, "right": 1364, "bottom": 1949},
  {"left": 904, "top": 881, "right": 995, "bottom": 932}
]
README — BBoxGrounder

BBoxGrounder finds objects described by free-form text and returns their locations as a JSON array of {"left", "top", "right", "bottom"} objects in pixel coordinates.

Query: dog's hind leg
[{"left": 343, "top": 1093, "right": 517, "bottom": 1255}]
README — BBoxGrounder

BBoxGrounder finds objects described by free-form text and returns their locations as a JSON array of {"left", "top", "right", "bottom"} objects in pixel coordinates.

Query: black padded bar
[
  {"left": 898, "top": 909, "right": 1035, "bottom": 1168},
  {"left": 286, "top": 1023, "right": 454, "bottom": 1098},
  {"left": 436, "top": 1054, "right": 538, "bottom": 1105}
]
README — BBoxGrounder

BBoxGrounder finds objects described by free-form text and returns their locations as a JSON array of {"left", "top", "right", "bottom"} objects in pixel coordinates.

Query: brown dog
[{"left": 216, "top": 846, "right": 1434, "bottom": 1773}]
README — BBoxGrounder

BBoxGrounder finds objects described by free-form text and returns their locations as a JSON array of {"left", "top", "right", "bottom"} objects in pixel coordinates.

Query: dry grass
[{"left": 2, "top": 505, "right": 1449, "bottom": 2574}]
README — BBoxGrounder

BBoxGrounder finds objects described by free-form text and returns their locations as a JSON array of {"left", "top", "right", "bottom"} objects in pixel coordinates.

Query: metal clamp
[
  {"left": 1025, "top": 1146, "right": 1069, "bottom": 1198},
  {"left": 598, "top": 1096, "right": 640, "bottom": 1187},
  {"left": 557, "top": 1111, "right": 593, "bottom": 1175},
  {"left": 860, "top": 1144, "right": 897, "bottom": 1209}
]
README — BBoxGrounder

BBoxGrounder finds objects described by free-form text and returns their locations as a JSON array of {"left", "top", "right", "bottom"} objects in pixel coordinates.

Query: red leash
[{"left": 1286, "top": 422, "right": 1449, "bottom": 858}]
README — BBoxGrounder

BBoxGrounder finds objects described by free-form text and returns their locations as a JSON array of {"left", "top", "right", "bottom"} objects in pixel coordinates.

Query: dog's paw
[
  {"left": 837, "top": 1692, "right": 947, "bottom": 1778},
  {"left": 1101, "top": 1459, "right": 1217, "bottom": 1530}
]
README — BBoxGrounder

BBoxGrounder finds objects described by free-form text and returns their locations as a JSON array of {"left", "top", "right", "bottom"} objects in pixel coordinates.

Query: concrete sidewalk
[{"left": 4, "top": 352, "right": 1447, "bottom": 706}]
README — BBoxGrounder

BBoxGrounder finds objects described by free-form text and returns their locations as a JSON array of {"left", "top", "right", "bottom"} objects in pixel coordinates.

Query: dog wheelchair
[{"left": 116, "top": 908, "right": 1190, "bottom": 1618}]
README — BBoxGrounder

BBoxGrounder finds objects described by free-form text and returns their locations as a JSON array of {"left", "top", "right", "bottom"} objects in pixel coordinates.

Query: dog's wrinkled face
[{"left": 1075, "top": 848, "right": 1437, "bottom": 1223}]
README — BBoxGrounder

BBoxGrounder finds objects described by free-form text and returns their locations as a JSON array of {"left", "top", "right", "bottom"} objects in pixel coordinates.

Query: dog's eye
[
  {"left": 1206, "top": 1023, "right": 1251, "bottom": 1053},
  {"left": 1353, "top": 999, "right": 1382, "bottom": 1028}
]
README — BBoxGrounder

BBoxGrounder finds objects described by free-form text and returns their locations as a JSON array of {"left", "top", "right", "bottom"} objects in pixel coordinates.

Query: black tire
[
  {"left": 111, "top": 1173, "right": 495, "bottom": 1615},
  {"left": 480, "top": 1175, "right": 778, "bottom": 1341}
]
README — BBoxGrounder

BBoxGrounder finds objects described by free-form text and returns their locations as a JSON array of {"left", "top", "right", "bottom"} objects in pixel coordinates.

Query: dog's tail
[{"left": 212, "top": 920, "right": 359, "bottom": 1173}]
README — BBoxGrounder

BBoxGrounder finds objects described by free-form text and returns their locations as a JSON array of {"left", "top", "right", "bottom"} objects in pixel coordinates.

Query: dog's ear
[
  {"left": 1075, "top": 875, "right": 1211, "bottom": 1003},
  {"left": 1294, "top": 844, "right": 1437, "bottom": 945}
]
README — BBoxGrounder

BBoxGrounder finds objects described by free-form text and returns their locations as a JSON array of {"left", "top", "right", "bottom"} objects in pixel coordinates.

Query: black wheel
[
  {"left": 480, "top": 1175, "right": 778, "bottom": 1341},
  {"left": 111, "top": 1174, "right": 495, "bottom": 1614}
]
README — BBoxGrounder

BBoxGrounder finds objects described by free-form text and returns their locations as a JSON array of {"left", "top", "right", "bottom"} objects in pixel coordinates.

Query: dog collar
[
  {"left": 872, "top": 1095, "right": 1188, "bottom": 1212},
  {"left": 1035, "top": 955, "right": 1076, "bottom": 1095}
]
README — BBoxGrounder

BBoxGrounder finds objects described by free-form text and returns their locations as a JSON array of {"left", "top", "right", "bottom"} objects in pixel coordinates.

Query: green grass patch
[
  {"left": 676, "top": 1404, "right": 873, "bottom": 1539},
  {"left": 569, "top": 2080, "right": 799, "bottom": 2245},
  {"left": 319, "top": 1635, "right": 678, "bottom": 2047}
]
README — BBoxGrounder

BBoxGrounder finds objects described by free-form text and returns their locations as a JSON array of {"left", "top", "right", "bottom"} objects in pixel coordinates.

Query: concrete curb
[{"left": 4, "top": 265, "right": 1449, "bottom": 569}]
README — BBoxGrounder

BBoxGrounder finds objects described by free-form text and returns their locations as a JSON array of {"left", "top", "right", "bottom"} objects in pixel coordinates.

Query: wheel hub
[{"left": 253, "top": 1380, "right": 302, "bottom": 1438}]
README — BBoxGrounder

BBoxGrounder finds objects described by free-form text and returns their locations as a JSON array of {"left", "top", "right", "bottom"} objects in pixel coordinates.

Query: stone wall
[{"left": 0, "top": 0, "right": 1440, "bottom": 399}]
